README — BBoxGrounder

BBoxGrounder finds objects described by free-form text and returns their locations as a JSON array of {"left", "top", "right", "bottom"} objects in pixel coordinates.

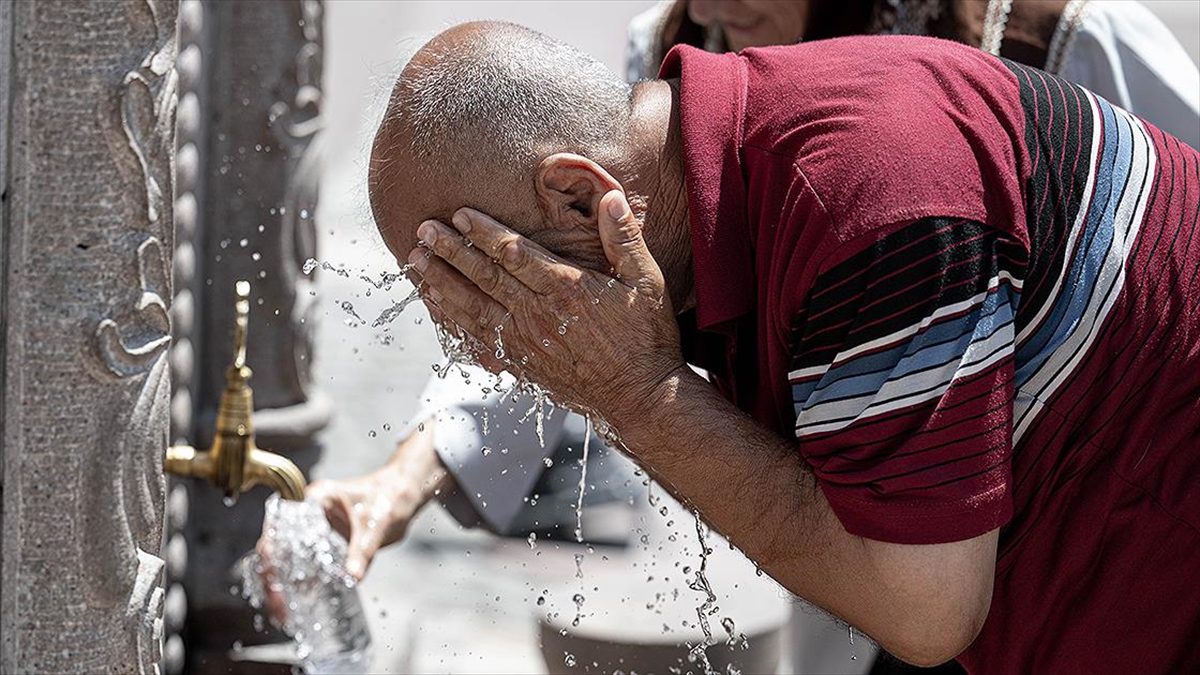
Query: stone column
[
  {"left": 0, "top": 1, "right": 178, "bottom": 672},
  {"left": 181, "top": 1, "right": 329, "bottom": 671}
]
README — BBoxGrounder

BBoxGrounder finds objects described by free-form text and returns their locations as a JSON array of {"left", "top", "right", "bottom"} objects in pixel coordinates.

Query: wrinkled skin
[{"left": 408, "top": 190, "right": 685, "bottom": 428}]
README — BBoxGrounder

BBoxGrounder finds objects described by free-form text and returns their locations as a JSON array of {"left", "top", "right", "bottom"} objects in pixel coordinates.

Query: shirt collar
[{"left": 659, "top": 45, "right": 756, "bottom": 331}]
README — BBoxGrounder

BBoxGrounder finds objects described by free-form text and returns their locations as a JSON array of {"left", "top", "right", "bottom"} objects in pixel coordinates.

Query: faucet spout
[
  {"left": 164, "top": 281, "right": 307, "bottom": 502},
  {"left": 245, "top": 448, "right": 307, "bottom": 501}
]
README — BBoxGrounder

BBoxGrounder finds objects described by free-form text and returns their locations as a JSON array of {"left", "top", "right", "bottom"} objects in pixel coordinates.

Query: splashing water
[
  {"left": 370, "top": 287, "right": 421, "bottom": 328},
  {"left": 574, "top": 417, "right": 591, "bottom": 544},
  {"left": 337, "top": 300, "right": 367, "bottom": 327},
  {"left": 687, "top": 514, "right": 719, "bottom": 675},
  {"left": 432, "top": 323, "right": 481, "bottom": 379},
  {"left": 722, "top": 616, "right": 749, "bottom": 651},
  {"left": 571, "top": 592, "right": 586, "bottom": 628},
  {"left": 240, "top": 496, "right": 372, "bottom": 674},
  {"left": 493, "top": 320, "right": 506, "bottom": 360},
  {"left": 303, "top": 257, "right": 350, "bottom": 279},
  {"left": 303, "top": 257, "right": 410, "bottom": 292},
  {"left": 533, "top": 389, "right": 546, "bottom": 448}
]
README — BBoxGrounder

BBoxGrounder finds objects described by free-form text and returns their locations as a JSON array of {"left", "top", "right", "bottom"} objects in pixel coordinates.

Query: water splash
[
  {"left": 571, "top": 592, "right": 587, "bottom": 628},
  {"left": 574, "top": 418, "right": 591, "bottom": 544},
  {"left": 722, "top": 616, "right": 749, "bottom": 651},
  {"left": 370, "top": 287, "right": 421, "bottom": 328},
  {"left": 687, "top": 514, "right": 719, "bottom": 675},
  {"left": 240, "top": 496, "right": 371, "bottom": 674},
  {"left": 338, "top": 301, "right": 365, "bottom": 327},
  {"left": 303, "top": 257, "right": 410, "bottom": 292},
  {"left": 303, "top": 257, "right": 349, "bottom": 278}
]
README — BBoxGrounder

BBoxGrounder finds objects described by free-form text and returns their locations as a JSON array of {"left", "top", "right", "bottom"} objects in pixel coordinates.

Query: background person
[{"left": 628, "top": 0, "right": 1199, "bottom": 149}]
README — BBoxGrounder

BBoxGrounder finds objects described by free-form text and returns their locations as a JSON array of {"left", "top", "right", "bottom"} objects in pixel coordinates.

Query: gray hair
[{"left": 380, "top": 22, "right": 633, "bottom": 181}]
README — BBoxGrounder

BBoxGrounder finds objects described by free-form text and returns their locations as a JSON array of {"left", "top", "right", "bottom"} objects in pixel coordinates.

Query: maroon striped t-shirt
[{"left": 663, "top": 36, "right": 1199, "bottom": 673}]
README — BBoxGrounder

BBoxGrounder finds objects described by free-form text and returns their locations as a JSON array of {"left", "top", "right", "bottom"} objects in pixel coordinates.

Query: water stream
[{"left": 241, "top": 496, "right": 372, "bottom": 674}]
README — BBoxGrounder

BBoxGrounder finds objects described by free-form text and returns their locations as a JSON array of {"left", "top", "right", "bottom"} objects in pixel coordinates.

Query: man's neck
[{"left": 624, "top": 79, "right": 694, "bottom": 313}]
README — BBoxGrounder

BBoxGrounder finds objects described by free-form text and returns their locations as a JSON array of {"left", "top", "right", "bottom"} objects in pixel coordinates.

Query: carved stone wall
[
  {"left": 0, "top": 1, "right": 178, "bottom": 672},
  {"left": 182, "top": 1, "right": 328, "bottom": 671}
]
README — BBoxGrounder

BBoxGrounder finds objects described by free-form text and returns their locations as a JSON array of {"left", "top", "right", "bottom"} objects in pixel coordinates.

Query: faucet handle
[{"left": 164, "top": 279, "right": 307, "bottom": 501}]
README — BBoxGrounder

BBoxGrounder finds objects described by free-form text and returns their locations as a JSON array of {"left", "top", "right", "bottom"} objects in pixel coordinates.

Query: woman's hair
[{"left": 654, "top": 0, "right": 880, "bottom": 67}]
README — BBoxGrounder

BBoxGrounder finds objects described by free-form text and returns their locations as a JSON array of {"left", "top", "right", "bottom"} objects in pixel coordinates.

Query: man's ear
[{"left": 535, "top": 153, "right": 623, "bottom": 230}]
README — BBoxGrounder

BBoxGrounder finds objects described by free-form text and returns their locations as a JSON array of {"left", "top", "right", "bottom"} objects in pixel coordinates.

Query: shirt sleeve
[
  {"left": 789, "top": 217, "right": 1023, "bottom": 545},
  {"left": 400, "top": 366, "right": 567, "bottom": 534}
]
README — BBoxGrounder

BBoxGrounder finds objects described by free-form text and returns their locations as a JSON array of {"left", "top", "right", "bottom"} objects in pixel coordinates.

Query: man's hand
[{"left": 409, "top": 190, "right": 685, "bottom": 426}]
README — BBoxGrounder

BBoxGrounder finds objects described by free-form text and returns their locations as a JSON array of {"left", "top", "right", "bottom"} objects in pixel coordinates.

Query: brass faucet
[{"left": 165, "top": 281, "right": 306, "bottom": 501}]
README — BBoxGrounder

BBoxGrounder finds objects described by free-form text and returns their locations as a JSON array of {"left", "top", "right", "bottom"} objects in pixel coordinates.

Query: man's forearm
[
  {"left": 611, "top": 368, "right": 850, "bottom": 610},
  {"left": 610, "top": 367, "right": 996, "bottom": 665},
  {"left": 384, "top": 419, "right": 454, "bottom": 508}
]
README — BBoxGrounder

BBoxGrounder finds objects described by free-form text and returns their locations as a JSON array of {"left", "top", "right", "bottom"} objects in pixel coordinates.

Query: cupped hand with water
[
  {"left": 254, "top": 422, "right": 449, "bottom": 624},
  {"left": 408, "top": 190, "right": 686, "bottom": 430}
]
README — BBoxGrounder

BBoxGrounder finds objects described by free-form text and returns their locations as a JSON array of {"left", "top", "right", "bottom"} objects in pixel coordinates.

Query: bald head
[{"left": 369, "top": 22, "right": 634, "bottom": 262}]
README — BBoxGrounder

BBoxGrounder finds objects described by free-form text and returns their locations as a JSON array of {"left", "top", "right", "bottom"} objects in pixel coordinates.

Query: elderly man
[{"left": 369, "top": 21, "right": 1200, "bottom": 673}]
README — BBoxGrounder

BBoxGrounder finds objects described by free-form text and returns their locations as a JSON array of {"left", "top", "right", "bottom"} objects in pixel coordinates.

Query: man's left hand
[{"left": 408, "top": 190, "right": 684, "bottom": 427}]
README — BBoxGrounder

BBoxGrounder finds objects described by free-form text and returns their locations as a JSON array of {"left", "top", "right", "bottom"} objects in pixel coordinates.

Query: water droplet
[
  {"left": 542, "top": 457, "right": 553, "bottom": 468},
  {"left": 536, "top": 595, "right": 546, "bottom": 606},
  {"left": 564, "top": 654, "right": 576, "bottom": 667},
  {"left": 557, "top": 324, "right": 567, "bottom": 335},
  {"left": 239, "top": 238, "right": 249, "bottom": 247},
  {"left": 481, "top": 446, "right": 491, "bottom": 456},
  {"left": 527, "top": 532, "right": 537, "bottom": 549}
]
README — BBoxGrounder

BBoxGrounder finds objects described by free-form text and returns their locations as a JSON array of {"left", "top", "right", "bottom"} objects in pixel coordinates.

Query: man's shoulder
[{"left": 739, "top": 37, "right": 1029, "bottom": 244}]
